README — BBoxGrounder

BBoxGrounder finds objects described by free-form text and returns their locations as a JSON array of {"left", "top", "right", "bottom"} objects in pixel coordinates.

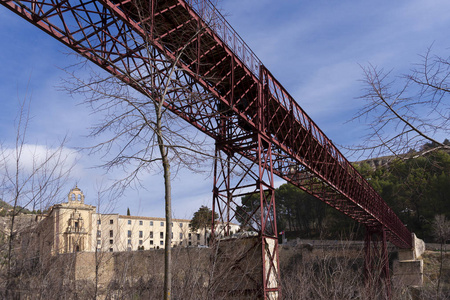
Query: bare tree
[
  {"left": 279, "top": 239, "right": 422, "bottom": 300},
  {"left": 61, "top": 1, "right": 221, "bottom": 298},
  {"left": 348, "top": 46, "right": 450, "bottom": 159},
  {"left": 0, "top": 97, "right": 74, "bottom": 298}
]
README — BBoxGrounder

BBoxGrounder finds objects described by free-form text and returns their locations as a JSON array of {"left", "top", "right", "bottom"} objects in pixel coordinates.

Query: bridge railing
[{"left": 185, "top": 0, "right": 261, "bottom": 77}]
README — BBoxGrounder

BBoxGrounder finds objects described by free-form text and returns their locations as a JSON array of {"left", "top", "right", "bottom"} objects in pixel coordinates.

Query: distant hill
[
  {"left": 0, "top": 199, "right": 13, "bottom": 209},
  {"left": 0, "top": 199, "right": 33, "bottom": 216},
  {"left": 354, "top": 155, "right": 397, "bottom": 169},
  {"left": 354, "top": 141, "right": 450, "bottom": 170}
]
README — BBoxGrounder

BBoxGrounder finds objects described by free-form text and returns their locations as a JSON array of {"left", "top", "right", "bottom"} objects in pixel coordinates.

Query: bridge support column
[
  {"left": 364, "top": 225, "right": 391, "bottom": 300},
  {"left": 211, "top": 136, "right": 280, "bottom": 299},
  {"left": 392, "top": 233, "right": 424, "bottom": 289}
]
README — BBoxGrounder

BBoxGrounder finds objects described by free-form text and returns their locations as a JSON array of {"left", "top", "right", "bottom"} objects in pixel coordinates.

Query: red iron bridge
[{"left": 1, "top": 0, "right": 413, "bottom": 298}]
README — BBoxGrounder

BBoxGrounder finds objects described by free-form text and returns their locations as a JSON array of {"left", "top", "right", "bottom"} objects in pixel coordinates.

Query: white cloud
[
  {"left": 0, "top": 143, "right": 80, "bottom": 208},
  {"left": 0, "top": 144, "right": 78, "bottom": 175}
]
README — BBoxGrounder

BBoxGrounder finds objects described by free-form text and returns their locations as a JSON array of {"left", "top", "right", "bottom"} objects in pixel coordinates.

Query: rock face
[
  {"left": 0, "top": 214, "right": 38, "bottom": 237},
  {"left": 354, "top": 155, "right": 396, "bottom": 170}
]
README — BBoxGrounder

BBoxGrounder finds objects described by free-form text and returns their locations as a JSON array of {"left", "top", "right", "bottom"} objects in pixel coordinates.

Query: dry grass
[{"left": 3, "top": 241, "right": 450, "bottom": 299}]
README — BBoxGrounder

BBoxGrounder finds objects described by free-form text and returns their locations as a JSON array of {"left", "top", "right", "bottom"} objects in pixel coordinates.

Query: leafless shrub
[{"left": 0, "top": 97, "right": 74, "bottom": 299}]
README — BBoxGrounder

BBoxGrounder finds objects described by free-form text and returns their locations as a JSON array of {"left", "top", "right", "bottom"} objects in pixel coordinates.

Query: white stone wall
[{"left": 115, "top": 216, "right": 206, "bottom": 251}]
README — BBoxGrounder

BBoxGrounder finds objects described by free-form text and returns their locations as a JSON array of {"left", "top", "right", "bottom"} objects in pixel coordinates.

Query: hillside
[
  {"left": 355, "top": 155, "right": 396, "bottom": 169},
  {"left": 354, "top": 140, "right": 450, "bottom": 169},
  {"left": 0, "top": 199, "right": 33, "bottom": 216},
  {"left": 0, "top": 199, "right": 13, "bottom": 210}
]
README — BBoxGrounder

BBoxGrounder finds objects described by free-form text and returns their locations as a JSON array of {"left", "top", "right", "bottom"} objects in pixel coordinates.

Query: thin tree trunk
[
  {"left": 6, "top": 129, "right": 23, "bottom": 297},
  {"left": 437, "top": 240, "right": 444, "bottom": 298},
  {"left": 6, "top": 209, "right": 16, "bottom": 297},
  {"left": 155, "top": 104, "right": 172, "bottom": 299},
  {"left": 94, "top": 248, "right": 99, "bottom": 300},
  {"left": 162, "top": 153, "right": 172, "bottom": 299}
]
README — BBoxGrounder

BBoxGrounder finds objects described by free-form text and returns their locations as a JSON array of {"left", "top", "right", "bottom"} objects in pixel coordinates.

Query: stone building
[{"left": 36, "top": 186, "right": 239, "bottom": 255}]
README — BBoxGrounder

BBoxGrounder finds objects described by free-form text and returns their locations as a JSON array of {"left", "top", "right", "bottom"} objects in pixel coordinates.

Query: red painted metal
[
  {"left": 365, "top": 226, "right": 392, "bottom": 299},
  {"left": 212, "top": 135, "right": 281, "bottom": 298},
  {"left": 1, "top": 0, "right": 413, "bottom": 297}
]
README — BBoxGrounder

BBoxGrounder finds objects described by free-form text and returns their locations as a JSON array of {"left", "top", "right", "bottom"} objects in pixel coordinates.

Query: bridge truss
[{"left": 1, "top": 0, "right": 412, "bottom": 298}]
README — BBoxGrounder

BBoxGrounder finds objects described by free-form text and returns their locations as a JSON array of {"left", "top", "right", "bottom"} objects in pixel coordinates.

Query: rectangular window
[
  {"left": 109, "top": 239, "right": 113, "bottom": 245},
  {"left": 128, "top": 239, "right": 131, "bottom": 245},
  {"left": 139, "top": 231, "right": 143, "bottom": 238},
  {"left": 160, "top": 241, "right": 164, "bottom": 246},
  {"left": 128, "top": 230, "right": 132, "bottom": 238},
  {"left": 160, "top": 221, "right": 164, "bottom": 226},
  {"left": 179, "top": 233, "right": 183, "bottom": 239},
  {"left": 128, "top": 220, "right": 131, "bottom": 225},
  {"left": 150, "top": 221, "right": 153, "bottom": 226},
  {"left": 97, "top": 230, "right": 101, "bottom": 237},
  {"left": 189, "top": 241, "right": 192, "bottom": 246},
  {"left": 197, "top": 234, "right": 200, "bottom": 241},
  {"left": 139, "top": 220, "right": 143, "bottom": 225},
  {"left": 180, "top": 223, "right": 183, "bottom": 228},
  {"left": 139, "top": 240, "right": 143, "bottom": 245},
  {"left": 97, "top": 240, "right": 101, "bottom": 245},
  {"left": 171, "top": 232, "right": 173, "bottom": 239},
  {"left": 110, "top": 219, "right": 113, "bottom": 224},
  {"left": 74, "top": 221, "right": 79, "bottom": 228},
  {"left": 110, "top": 230, "right": 113, "bottom": 238},
  {"left": 189, "top": 233, "right": 192, "bottom": 240},
  {"left": 160, "top": 232, "right": 164, "bottom": 239},
  {"left": 150, "top": 240, "right": 153, "bottom": 245},
  {"left": 109, "top": 248, "right": 113, "bottom": 252},
  {"left": 150, "top": 231, "right": 153, "bottom": 238},
  {"left": 97, "top": 219, "right": 101, "bottom": 225}
]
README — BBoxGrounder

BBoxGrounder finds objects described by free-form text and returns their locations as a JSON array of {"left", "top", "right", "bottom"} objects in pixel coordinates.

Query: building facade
[{"left": 38, "top": 186, "right": 239, "bottom": 255}]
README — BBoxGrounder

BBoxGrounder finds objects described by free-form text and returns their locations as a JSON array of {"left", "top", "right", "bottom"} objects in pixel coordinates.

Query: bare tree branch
[{"left": 346, "top": 48, "right": 450, "bottom": 160}]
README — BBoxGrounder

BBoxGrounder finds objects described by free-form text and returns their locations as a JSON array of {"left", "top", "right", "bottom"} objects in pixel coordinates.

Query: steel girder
[
  {"left": 1, "top": 0, "right": 413, "bottom": 296},
  {"left": 212, "top": 72, "right": 280, "bottom": 297},
  {"left": 365, "top": 226, "right": 392, "bottom": 300},
  {"left": 212, "top": 137, "right": 280, "bottom": 299}
]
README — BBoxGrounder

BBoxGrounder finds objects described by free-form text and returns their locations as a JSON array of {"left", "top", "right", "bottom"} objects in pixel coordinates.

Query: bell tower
[
  {"left": 57, "top": 186, "right": 95, "bottom": 253},
  {"left": 68, "top": 185, "right": 85, "bottom": 204}
]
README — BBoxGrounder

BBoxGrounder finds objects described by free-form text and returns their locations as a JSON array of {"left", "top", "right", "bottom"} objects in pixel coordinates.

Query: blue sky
[{"left": 1, "top": 0, "right": 450, "bottom": 218}]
